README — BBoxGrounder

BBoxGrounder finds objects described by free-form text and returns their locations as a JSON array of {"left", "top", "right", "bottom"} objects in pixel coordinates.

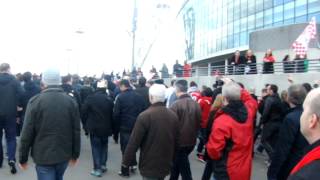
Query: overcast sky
[{"left": 0, "top": 0, "right": 185, "bottom": 76}]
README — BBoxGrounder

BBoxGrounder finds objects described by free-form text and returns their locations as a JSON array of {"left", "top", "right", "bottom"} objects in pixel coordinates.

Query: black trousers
[{"left": 170, "top": 146, "right": 194, "bottom": 180}]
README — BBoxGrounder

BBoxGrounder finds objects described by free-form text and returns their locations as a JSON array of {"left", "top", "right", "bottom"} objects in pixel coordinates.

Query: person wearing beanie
[
  {"left": 19, "top": 68, "right": 81, "bottom": 180},
  {"left": 81, "top": 80, "right": 115, "bottom": 177},
  {"left": 0, "top": 63, "right": 23, "bottom": 174},
  {"left": 120, "top": 84, "right": 179, "bottom": 179}
]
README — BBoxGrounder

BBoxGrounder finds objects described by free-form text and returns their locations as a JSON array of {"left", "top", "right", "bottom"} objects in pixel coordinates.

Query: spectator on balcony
[
  {"left": 160, "top": 63, "right": 169, "bottom": 79},
  {"left": 150, "top": 66, "right": 159, "bottom": 79},
  {"left": 283, "top": 55, "right": 295, "bottom": 73},
  {"left": 263, "top": 49, "right": 276, "bottom": 74},
  {"left": 228, "top": 50, "right": 245, "bottom": 75},
  {"left": 173, "top": 60, "right": 183, "bottom": 78},
  {"left": 245, "top": 49, "right": 257, "bottom": 74},
  {"left": 183, "top": 61, "right": 192, "bottom": 78},
  {"left": 294, "top": 54, "right": 308, "bottom": 73}
]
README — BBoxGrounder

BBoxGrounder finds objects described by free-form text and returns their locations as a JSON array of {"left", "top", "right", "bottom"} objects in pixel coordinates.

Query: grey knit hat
[{"left": 42, "top": 68, "right": 61, "bottom": 86}]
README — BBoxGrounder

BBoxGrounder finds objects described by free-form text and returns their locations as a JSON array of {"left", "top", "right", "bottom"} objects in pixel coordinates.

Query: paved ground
[{"left": 0, "top": 136, "right": 268, "bottom": 180}]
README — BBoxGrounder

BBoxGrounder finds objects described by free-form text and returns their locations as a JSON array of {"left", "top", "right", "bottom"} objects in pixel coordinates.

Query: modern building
[{"left": 178, "top": 0, "right": 320, "bottom": 69}]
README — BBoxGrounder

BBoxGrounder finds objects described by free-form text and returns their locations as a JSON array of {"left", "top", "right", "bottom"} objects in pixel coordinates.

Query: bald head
[{"left": 301, "top": 88, "right": 320, "bottom": 144}]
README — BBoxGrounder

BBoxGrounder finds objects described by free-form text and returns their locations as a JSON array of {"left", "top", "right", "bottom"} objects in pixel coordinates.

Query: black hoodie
[
  {"left": 21, "top": 81, "right": 41, "bottom": 114},
  {"left": 0, "top": 73, "right": 23, "bottom": 117}
]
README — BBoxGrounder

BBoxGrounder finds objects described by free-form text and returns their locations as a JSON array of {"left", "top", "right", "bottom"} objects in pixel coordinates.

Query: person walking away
[
  {"left": 81, "top": 80, "right": 114, "bottom": 177},
  {"left": 268, "top": 85, "right": 308, "bottom": 180},
  {"left": 260, "top": 84, "right": 285, "bottom": 164},
  {"left": 160, "top": 63, "right": 169, "bottom": 79},
  {"left": 79, "top": 77, "right": 94, "bottom": 106},
  {"left": 169, "top": 80, "right": 201, "bottom": 180},
  {"left": 188, "top": 81, "right": 202, "bottom": 101},
  {"left": 19, "top": 68, "right": 81, "bottom": 180},
  {"left": 114, "top": 79, "right": 147, "bottom": 176},
  {"left": 288, "top": 88, "right": 320, "bottom": 179},
  {"left": 166, "top": 80, "right": 177, "bottom": 108},
  {"left": 19, "top": 72, "right": 41, "bottom": 136},
  {"left": 245, "top": 50, "right": 257, "bottom": 74},
  {"left": 196, "top": 88, "right": 213, "bottom": 162},
  {"left": 263, "top": 49, "right": 276, "bottom": 74},
  {"left": 135, "top": 77, "right": 150, "bottom": 107},
  {"left": 0, "top": 63, "right": 23, "bottom": 174},
  {"left": 206, "top": 80, "right": 258, "bottom": 180},
  {"left": 120, "top": 84, "right": 179, "bottom": 179},
  {"left": 61, "top": 75, "right": 81, "bottom": 109}
]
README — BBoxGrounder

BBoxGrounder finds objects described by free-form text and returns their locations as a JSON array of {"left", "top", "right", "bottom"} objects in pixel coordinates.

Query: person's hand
[
  {"left": 16, "top": 117, "right": 21, "bottom": 124},
  {"left": 288, "top": 75, "right": 294, "bottom": 84},
  {"left": 19, "top": 163, "right": 28, "bottom": 170},
  {"left": 69, "top": 159, "right": 79, "bottom": 167}
]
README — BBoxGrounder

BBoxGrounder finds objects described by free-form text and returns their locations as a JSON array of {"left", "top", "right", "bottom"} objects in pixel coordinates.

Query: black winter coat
[
  {"left": 135, "top": 86, "right": 150, "bottom": 107},
  {"left": 268, "top": 106, "right": 309, "bottom": 180},
  {"left": 81, "top": 90, "right": 114, "bottom": 137},
  {"left": 114, "top": 89, "right": 147, "bottom": 134},
  {"left": 0, "top": 73, "right": 23, "bottom": 118},
  {"left": 21, "top": 81, "right": 41, "bottom": 115}
]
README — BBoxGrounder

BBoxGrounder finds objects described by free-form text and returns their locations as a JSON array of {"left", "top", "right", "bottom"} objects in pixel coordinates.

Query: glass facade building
[{"left": 181, "top": 0, "right": 320, "bottom": 62}]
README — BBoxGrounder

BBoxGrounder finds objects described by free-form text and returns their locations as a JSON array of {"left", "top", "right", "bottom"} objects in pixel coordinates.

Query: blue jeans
[
  {"left": 0, "top": 116, "right": 17, "bottom": 165},
  {"left": 120, "top": 132, "right": 137, "bottom": 166},
  {"left": 170, "top": 146, "right": 194, "bottom": 180},
  {"left": 35, "top": 161, "right": 68, "bottom": 180},
  {"left": 90, "top": 134, "right": 108, "bottom": 170}
]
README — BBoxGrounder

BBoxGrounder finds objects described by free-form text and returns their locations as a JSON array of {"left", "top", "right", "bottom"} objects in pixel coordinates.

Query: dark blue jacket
[
  {"left": 113, "top": 89, "right": 147, "bottom": 134},
  {"left": 268, "top": 106, "right": 309, "bottom": 180},
  {"left": 21, "top": 81, "right": 41, "bottom": 115}
]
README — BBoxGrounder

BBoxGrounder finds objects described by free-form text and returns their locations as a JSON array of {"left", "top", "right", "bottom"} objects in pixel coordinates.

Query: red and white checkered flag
[{"left": 292, "top": 17, "right": 317, "bottom": 57}]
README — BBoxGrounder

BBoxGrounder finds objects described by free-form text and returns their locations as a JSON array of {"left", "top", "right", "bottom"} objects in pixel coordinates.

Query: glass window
[
  {"left": 283, "top": 18, "right": 294, "bottom": 25},
  {"left": 248, "top": 0, "right": 255, "bottom": 15},
  {"left": 234, "top": 19, "right": 240, "bottom": 33},
  {"left": 274, "top": 5, "right": 284, "bottom": 23},
  {"left": 295, "top": 0, "right": 307, "bottom": 17},
  {"left": 256, "top": 0, "right": 264, "bottom": 12},
  {"left": 273, "top": 21, "right": 283, "bottom": 26},
  {"left": 228, "top": 23, "right": 234, "bottom": 35},
  {"left": 228, "top": 4, "right": 234, "bottom": 23},
  {"left": 216, "top": 38, "right": 222, "bottom": 51},
  {"left": 255, "top": 12, "right": 264, "bottom": 29},
  {"left": 308, "top": 0, "right": 320, "bottom": 14},
  {"left": 283, "top": 0, "right": 293, "bottom": 3},
  {"left": 264, "top": 0, "right": 273, "bottom": 9},
  {"left": 295, "top": 15, "right": 307, "bottom": 23},
  {"left": 227, "top": 35, "right": 234, "bottom": 48},
  {"left": 234, "top": 33, "right": 240, "bottom": 47},
  {"left": 234, "top": 0, "right": 241, "bottom": 20},
  {"left": 241, "top": 17, "right": 248, "bottom": 32},
  {"left": 248, "top": 14, "right": 255, "bottom": 30},
  {"left": 264, "top": 8, "right": 273, "bottom": 26},
  {"left": 241, "top": 0, "right": 248, "bottom": 17},
  {"left": 240, "top": 32, "right": 248, "bottom": 46},
  {"left": 222, "top": 37, "right": 228, "bottom": 50},
  {"left": 223, "top": 6, "right": 228, "bottom": 25},
  {"left": 273, "top": 0, "right": 283, "bottom": 6},
  {"left": 284, "top": 2, "right": 294, "bottom": 20},
  {"left": 222, "top": 25, "right": 228, "bottom": 37}
]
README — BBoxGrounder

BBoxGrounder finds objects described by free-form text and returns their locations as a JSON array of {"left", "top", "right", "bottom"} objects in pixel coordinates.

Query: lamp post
[{"left": 132, "top": 0, "right": 138, "bottom": 71}]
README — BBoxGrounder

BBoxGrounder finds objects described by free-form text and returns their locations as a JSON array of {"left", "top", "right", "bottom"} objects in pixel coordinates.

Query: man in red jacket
[{"left": 206, "top": 80, "right": 258, "bottom": 180}]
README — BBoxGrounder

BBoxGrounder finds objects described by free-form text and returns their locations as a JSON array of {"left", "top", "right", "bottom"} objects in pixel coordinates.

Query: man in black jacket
[
  {"left": 61, "top": 75, "right": 81, "bottom": 109},
  {"left": 135, "top": 77, "right": 150, "bottom": 107},
  {"left": 120, "top": 84, "right": 179, "bottom": 179},
  {"left": 261, "top": 84, "right": 285, "bottom": 162},
  {"left": 288, "top": 88, "right": 320, "bottom": 179},
  {"left": 19, "top": 68, "right": 81, "bottom": 180},
  {"left": 0, "top": 63, "right": 23, "bottom": 174},
  {"left": 268, "top": 84, "right": 308, "bottom": 180},
  {"left": 114, "top": 79, "right": 147, "bottom": 175},
  {"left": 81, "top": 80, "right": 114, "bottom": 177}
]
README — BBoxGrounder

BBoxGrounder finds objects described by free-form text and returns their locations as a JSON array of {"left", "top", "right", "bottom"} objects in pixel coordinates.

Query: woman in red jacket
[{"left": 263, "top": 49, "right": 276, "bottom": 74}]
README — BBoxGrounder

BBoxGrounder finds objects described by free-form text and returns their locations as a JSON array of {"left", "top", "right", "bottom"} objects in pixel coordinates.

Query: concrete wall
[
  {"left": 164, "top": 72, "right": 320, "bottom": 96},
  {"left": 250, "top": 23, "right": 320, "bottom": 63}
]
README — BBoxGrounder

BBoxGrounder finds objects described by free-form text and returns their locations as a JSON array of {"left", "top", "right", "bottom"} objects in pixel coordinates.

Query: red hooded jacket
[
  {"left": 206, "top": 89, "right": 258, "bottom": 180},
  {"left": 198, "top": 96, "right": 212, "bottom": 128}
]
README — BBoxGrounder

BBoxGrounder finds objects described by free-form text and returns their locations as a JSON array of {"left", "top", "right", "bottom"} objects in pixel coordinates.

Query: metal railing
[{"left": 171, "top": 59, "right": 320, "bottom": 78}]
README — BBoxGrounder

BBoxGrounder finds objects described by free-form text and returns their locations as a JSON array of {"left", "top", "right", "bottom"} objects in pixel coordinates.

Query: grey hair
[
  {"left": 287, "top": 84, "right": 307, "bottom": 105},
  {"left": 222, "top": 82, "right": 241, "bottom": 101}
]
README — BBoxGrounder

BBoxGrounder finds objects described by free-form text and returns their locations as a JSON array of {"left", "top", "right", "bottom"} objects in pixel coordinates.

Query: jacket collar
[
  {"left": 178, "top": 93, "right": 191, "bottom": 100},
  {"left": 221, "top": 100, "right": 248, "bottom": 123},
  {"left": 151, "top": 102, "right": 165, "bottom": 107},
  {"left": 305, "top": 139, "right": 320, "bottom": 155},
  {"left": 43, "top": 87, "right": 64, "bottom": 93}
]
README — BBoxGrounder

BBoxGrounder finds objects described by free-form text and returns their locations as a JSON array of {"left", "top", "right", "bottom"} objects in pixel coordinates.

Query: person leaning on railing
[
  {"left": 245, "top": 49, "right": 257, "bottom": 74},
  {"left": 263, "top": 49, "right": 276, "bottom": 74}
]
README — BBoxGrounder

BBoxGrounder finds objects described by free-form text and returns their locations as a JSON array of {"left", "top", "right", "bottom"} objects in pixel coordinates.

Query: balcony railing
[{"left": 172, "top": 59, "right": 320, "bottom": 78}]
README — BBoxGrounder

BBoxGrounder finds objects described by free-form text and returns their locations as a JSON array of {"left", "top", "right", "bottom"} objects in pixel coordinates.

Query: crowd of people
[{"left": 0, "top": 62, "right": 320, "bottom": 180}]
